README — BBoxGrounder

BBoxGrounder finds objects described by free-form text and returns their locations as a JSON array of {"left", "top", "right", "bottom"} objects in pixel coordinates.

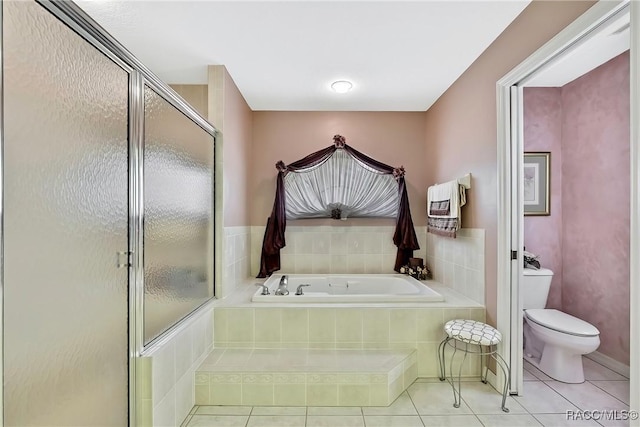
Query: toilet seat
[{"left": 525, "top": 309, "right": 599, "bottom": 337}]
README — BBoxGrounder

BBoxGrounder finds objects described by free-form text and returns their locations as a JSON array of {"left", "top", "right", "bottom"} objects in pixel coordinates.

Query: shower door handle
[{"left": 117, "top": 251, "right": 131, "bottom": 268}]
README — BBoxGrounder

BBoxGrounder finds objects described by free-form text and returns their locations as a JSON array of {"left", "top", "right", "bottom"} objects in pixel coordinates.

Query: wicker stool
[{"left": 438, "top": 319, "right": 511, "bottom": 412}]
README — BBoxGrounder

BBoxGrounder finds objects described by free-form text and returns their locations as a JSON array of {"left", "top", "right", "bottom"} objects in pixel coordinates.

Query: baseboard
[{"left": 585, "top": 351, "right": 630, "bottom": 378}]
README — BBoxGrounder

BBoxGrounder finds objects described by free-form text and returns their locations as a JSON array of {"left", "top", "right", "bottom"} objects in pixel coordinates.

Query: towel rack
[
  {"left": 434, "top": 173, "right": 472, "bottom": 190},
  {"left": 458, "top": 173, "right": 471, "bottom": 190}
]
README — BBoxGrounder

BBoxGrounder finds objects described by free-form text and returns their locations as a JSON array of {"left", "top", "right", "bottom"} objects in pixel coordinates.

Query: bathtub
[{"left": 252, "top": 274, "right": 444, "bottom": 303}]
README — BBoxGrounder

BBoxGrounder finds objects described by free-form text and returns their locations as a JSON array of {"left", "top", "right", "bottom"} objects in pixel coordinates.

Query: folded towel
[{"left": 427, "top": 179, "right": 466, "bottom": 238}]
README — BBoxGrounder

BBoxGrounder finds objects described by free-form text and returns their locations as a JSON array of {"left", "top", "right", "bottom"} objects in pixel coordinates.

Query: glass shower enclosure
[{"left": 1, "top": 1, "right": 216, "bottom": 424}]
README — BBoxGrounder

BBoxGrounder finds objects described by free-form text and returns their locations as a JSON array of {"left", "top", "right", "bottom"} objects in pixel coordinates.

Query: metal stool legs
[{"left": 438, "top": 337, "right": 510, "bottom": 413}]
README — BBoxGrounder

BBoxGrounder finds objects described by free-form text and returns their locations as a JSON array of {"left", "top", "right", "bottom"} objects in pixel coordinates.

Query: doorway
[{"left": 496, "top": 0, "right": 638, "bottom": 415}]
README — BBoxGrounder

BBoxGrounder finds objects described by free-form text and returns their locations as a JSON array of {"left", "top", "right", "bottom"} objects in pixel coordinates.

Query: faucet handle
[
  {"left": 295, "top": 284, "right": 310, "bottom": 295},
  {"left": 255, "top": 283, "right": 270, "bottom": 295}
]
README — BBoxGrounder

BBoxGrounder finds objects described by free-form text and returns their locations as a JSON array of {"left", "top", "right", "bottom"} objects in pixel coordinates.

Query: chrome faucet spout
[{"left": 275, "top": 275, "right": 289, "bottom": 296}]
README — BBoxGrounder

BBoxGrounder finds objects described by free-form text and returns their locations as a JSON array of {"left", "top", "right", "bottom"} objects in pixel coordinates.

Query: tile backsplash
[
  {"left": 250, "top": 226, "right": 427, "bottom": 277},
  {"left": 220, "top": 226, "right": 251, "bottom": 298},
  {"left": 425, "top": 228, "right": 485, "bottom": 304}
]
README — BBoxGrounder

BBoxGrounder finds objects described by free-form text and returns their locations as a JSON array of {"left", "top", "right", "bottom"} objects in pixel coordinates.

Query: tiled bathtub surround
[
  {"left": 250, "top": 225, "right": 428, "bottom": 277},
  {"left": 137, "top": 305, "right": 214, "bottom": 426},
  {"left": 195, "top": 348, "right": 417, "bottom": 406},
  {"left": 425, "top": 228, "right": 485, "bottom": 304},
  {"left": 221, "top": 226, "right": 251, "bottom": 297},
  {"left": 214, "top": 306, "right": 485, "bottom": 378}
]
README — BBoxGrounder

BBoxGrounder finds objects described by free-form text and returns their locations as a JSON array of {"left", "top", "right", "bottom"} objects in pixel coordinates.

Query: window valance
[{"left": 257, "top": 135, "right": 420, "bottom": 278}]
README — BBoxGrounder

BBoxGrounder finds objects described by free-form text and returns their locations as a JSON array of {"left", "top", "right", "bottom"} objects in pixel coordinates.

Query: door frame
[{"left": 496, "top": 0, "right": 638, "bottom": 416}]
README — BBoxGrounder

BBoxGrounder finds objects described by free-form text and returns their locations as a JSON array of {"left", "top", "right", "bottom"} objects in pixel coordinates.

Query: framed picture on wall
[{"left": 524, "top": 152, "right": 550, "bottom": 216}]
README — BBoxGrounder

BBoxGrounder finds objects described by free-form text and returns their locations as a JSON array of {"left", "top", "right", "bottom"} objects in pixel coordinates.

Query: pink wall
[
  {"left": 423, "top": 0, "right": 595, "bottom": 326},
  {"left": 209, "top": 67, "right": 253, "bottom": 227},
  {"left": 250, "top": 112, "right": 428, "bottom": 227},
  {"left": 523, "top": 88, "right": 563, "bottom": 310},
  {"left": 561, "top": 52, "right": 630, "bottom": 365}
]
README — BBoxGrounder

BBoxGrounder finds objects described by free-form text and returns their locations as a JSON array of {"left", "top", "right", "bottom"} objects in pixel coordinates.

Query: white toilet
[{"left": 522, "top": 267, "right": 600, "bottom": 383}]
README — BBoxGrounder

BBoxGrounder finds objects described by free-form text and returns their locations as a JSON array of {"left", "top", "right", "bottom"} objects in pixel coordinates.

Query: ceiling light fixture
[{"left": 331, "top": 80, "right": 353, "bottom": 94}]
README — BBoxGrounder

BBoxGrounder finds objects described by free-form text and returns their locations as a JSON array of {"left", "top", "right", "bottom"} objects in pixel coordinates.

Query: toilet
[{"left": 522, "top": 268, "right": 600, "bottom": 383}]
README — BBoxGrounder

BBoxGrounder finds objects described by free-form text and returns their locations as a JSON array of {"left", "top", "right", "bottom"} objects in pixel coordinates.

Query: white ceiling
[
  {"left": 77, "top": 1, "right": 530, "bottom": 111},
  {"left": 525, "top": 12, "right": 629, "bottom": 87}
]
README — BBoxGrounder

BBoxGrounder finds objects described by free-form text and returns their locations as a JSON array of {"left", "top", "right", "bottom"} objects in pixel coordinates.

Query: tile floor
[{"left": 181, "top": 357, "right": 631, "bottom": 427}]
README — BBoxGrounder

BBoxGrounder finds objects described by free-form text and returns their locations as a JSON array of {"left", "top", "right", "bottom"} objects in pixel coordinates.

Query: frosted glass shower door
[
  {"left": 143, "top": 86, "right": 214, "bottom": 345},
  {"left": 3, "top": 2, "right": 129, "bottom": 425}
]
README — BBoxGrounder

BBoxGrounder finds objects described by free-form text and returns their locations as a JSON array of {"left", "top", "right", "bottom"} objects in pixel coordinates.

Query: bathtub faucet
[
  {"left": 255, "top": 283, "right": 270, "bottom": 295},
  {"left": 295, "top": 284, "right": 310, "bottom": 295},
  {"left": 275, "top": 275, "right": 289, "bottom": 295}
]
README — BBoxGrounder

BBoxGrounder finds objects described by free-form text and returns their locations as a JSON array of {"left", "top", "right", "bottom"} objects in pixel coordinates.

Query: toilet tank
[{"left": 522, "top": 268, "right": 553, "bottom": 309}]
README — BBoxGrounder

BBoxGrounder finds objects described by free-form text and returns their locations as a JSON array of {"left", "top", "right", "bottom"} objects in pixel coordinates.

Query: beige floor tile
[
  {"left": 307, "top": 406, "right": 362, "bottom": 416},
  {"left": 457, "top": 381, "right": 527, "bottom": 415},
  {"left": 524, "top": 361, "right": 554, "bottom": 381},
  {"left": 514, "top": 381, "right": 579, "bottom": 414},
  {"left": 187, "top": 415, "right": 249, "bottom": 427},
  {"left": 195, "top": 406, "right": 252, "bottom": 415},
  {"left": 246, "top": 415, "right": 306, "bottom": 427},
  {"left": 582, "top": 359, "right": 628, "bottom": 382},
  {"left": 180, "top": 415, "right": 192, "bottom": 427},
  {"left": 531, "top": 413, "right": 601, "bottom": 427},
  {"left": 407, "top": 382, "right": 473, "bottom": 415},
  {"left": 589, "top": 381, "right": 630, "bottom": 405},
  {"left": 476, "top": 414, "right": 543, "bottom": 427},
  {"left": 364, "top": 415, "right": 424, "bottom": 427},
  {"left": 524, "top": 369, "right": 539, "bottom": 381},
  {"left": 421, "top": 415, "right": 483, "bottom": 426},
  {"left": 251, "top": 406, "right": 307, "bottom": 416},
  {"left": 545, "top": 381, "right": 629, "bottom": 412},
  {"left": 362, "top": 391, "right": 417, "bottom": 416},
  {"left": 306, "top": 415, "right": 365, "bottom": 427}
]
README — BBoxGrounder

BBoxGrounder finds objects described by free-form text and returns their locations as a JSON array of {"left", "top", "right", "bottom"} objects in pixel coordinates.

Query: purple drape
[{"left": 257, "top": 136, "right": 420, "bottom": 278}]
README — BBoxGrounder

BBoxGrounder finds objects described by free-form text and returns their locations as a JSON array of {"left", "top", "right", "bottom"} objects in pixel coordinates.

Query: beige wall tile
[
  {"left": 312, "top": 255, "right": 332, "bottom": 273},
  {"left": 347, "top": 254, "right": 366, "bottom": 273},
  {"left": 306, "top": 384, "right": 338, "bottom": 406},
  {"left": 227, "top": 309, "right": 254, "bottom": 344},
  {"left": 195, "top": 383, "right": 210, "bottom": 405},
  {"left": 274, "top": 384, "right": 307, "bottom": 406},
  {"left": 210, "top": 383, "right": 242, "bottom": 405},
  {"left": 312, "top": 233, "right": 331, "bottom": 254},
  {"left": 254, "top": 309, "right": 282, "bottom": 344},
  {"left": 335, "top": 310, "right": 363, "bottom": 342},
  {"left": 214, "top": 309, "right": 229, "bottom": 344},
  {"left": 390, "top": 310, "right": 417, "bottom": 343},
  {"left": 152, "top": 340, "right": 176, "bottom": 405},
  {"left": 281, "top": 309, "right": 309, "bottom": 343},
  {"left": 242, "top": 383, "right": 274, "bottom": 406},
  {"left": 309, "top": 309, "right": 336, "bottom": 343},
  {"left": 331, "top": 233, "right": 347, "bottom": 255},
  {"left": 417, "top": 342, "right": 440, "bottom": 378},
  {"left": 338, "top": 384, "right": 370, "bottom": 406},
  {"left": 416, "top": 309, "right": 444, "bottom": 342},
  {"left": 153, "top": 388, "right": 176, "bottom": 427},
  {"left": 175, "top": 371, "right": 194, "bottom": 426},
  {"left": 388, "top": 377, "right": 404, "bottom": 402},
  {"left": 363, "top": 309, "right": 390, "bottom": 343},
  {"left": 369, "top": 385, "right": 389, "bottom": 406}
]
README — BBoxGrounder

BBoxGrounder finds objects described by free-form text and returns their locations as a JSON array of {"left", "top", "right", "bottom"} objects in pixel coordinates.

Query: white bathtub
[{"left": 252, "top": 274, "right": 444, "bottom": 303}]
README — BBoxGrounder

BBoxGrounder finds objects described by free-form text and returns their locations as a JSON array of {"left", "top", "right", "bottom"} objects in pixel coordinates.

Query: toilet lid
[{"left": 525, "top": 309, "right": 600, "bottom": 337}]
